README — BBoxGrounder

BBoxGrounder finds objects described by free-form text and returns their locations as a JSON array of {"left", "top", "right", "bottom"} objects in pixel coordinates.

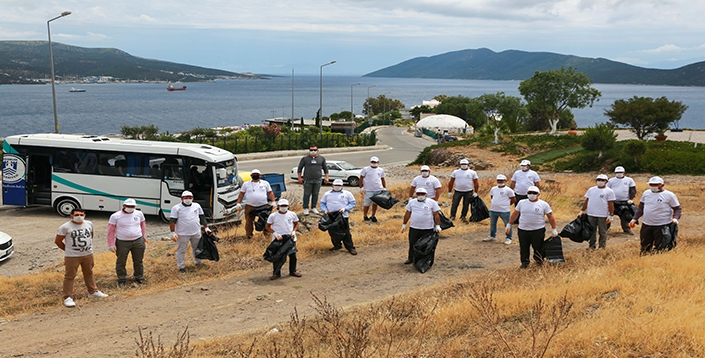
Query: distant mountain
[
  {"left": 363, "top": 48, "right": 705, "bottom": 86},
  {"left": 0, "top": 41, "right": 266, "bottom": 84}
]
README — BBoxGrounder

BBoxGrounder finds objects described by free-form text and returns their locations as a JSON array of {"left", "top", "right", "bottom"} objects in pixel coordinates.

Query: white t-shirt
[
  {"left": 405, "top": 198, "right": 440, "bottom": 230},
  {"left": 57, "top": 220, "right": 94, "bottom": 257},
  {"left": 266, "top": 210, "right": 299, "bottom": 241},
  {"left": 489, "top": 186, "right": 515, "bottom": 212},
  {"left": 585, "top": 186, "right": 616, "bottom": 218},
  {"left": 607, "top": 176, "right": 636, "bottom": 201},
  {"left": 320, "top": 190, "right": 356, "bottom": 218},
  {"left": 170, "top": 202, "right": 205, "bottom": 236},
  {"left": 640, "top": 189, "right": 680, "bottom": 226},
  {"left": 516, "top": 199, "right": 552, "bottom": 231},
  {"left": 410, "top": 175, "right": 442, "bottom": 199},
  {"left": 511, "top": 169, "right": 540, "bottom": 195},
  {"left": 360, "top": 166, "right": 385, "bottom": 191},
  {"left": 109, "top": 210, "right": 146, "bottom": 240},
  {"left": 241, "top": 180, "right": 272, "bottom": 207},
  {"left": 450, "top": 169, "right": 478, "bottom": 192}
]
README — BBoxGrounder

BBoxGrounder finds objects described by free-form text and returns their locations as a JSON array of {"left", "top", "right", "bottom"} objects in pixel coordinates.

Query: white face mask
[
  {"left": 527, "top": 194, "right": 538, "bottom": 201},
  {"left": 521, "top": 165, "right": 528, "bottom": 171},
  {"left": 497, "top": 182, "right": 506, "bottom": 187},
  {"left": 310, "top": 150, "right": 318, "bottom": 156},
  {"left": 460, "top": 164, "right": 469, "bottom": 170},
  {"left": 370, "top": 163, "right": 378, "bottom": 168},
  {"left": 416, "top": 195, "right": 426, "bottom": 201},
  {"left": 421, "top": 171, "right": 430, "bottom": 178},
  {"left": 182, "top": 199, "right": 193, "bottom": 205},
  {"left": 650, "top": 186, "right": 660, "bottom": 193},
  {"left": 72, "top": 216, "right": 84, "bottom": 223},
  {"left": 124, "top": 207, "right": 135, "bottom": 213},
  {"left": 616, "top": 173, "right": 624, "bottom": 179},
  {"left": 278, "top": 206, "right": 288, "bottom": 213},
  {"left": 596, "top": 181, "right": 606, "bottom": 188},
  {"left": 332, "top": 186, "right": 343, "bottom": 192}
]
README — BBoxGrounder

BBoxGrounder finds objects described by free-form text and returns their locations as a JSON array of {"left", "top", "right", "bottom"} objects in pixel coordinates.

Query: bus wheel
[
  {"left": 55, "top": 198, "right": 80, "bottom": 217},
  {"left": 159, "top": 210, "right": 171, "bottom": 224}
]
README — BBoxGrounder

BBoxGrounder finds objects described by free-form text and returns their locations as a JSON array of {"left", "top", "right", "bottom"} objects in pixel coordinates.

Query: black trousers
[
  {"left": 640, "top": 224, "right": 665, "bottom": 254},
  {"left": 330, "top": 217, "right": 355, "bottom": 250},
  {"left": 408, "top": 228, "right": 434, "bottom": 262},
  {"left": 273, "top": 252, "right": 297, "bottom": 276},
  {"left": 450, "top": 190, "right": 473, "bottom": 219},
  {"left": 518, "top": 228, "right": 545, "bottom": 265}
]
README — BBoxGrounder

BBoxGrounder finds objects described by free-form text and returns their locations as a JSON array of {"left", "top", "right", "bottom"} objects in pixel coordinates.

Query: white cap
[
  {"left": 527, "top": 185, "right": 540, "bottom": 194},
  {"left": 596, "top": 174, "right": 609, "bottom": 181},
  {"left": 614, "top": 166, "right": 625, "bottom": 173},
  {"left": 370, "top": 156, "right": 380, "bottom": 162},
  {"left": 420, "top": 165, "right": 431, "bottom": 171},
  {"left": 415, "top": 188, "right": 428, "bottom": 194},
  {"left": 123, "top": 198, "right": 136, "bottom": 206},
  {"left": 648, "top": 176, "right": 664, "bottom": 185},
  {"left": 181, "top": 190, "right": 194, "bottom": 197},
  {"left": 332, "top": 179, "right": 344, "bottom": 185},
  {"left": 251, "top": 169, "right": 261, "bottom": 174},
  {"left": 496, "top": 174, "right": 507, "bottom": 181},
  {"left": 278, "top": 199, "right": 290, "bottom": 206},
  {"left": 520, "top": 160, "right": 531, "bottom": 166},
  {"left": 460, "top": 159, "right": 469, "bottom": 165}
]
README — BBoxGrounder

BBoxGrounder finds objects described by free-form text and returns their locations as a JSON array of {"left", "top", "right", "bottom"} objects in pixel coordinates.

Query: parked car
[
  {"left": 290, "top": 160, "right": 362, "bottom": 187},
  {"left": 440, "top": 134, "right": 458, "bottom": 143},
  {"left": 0, "top": 231, "right": 14, "bottom": 262}
]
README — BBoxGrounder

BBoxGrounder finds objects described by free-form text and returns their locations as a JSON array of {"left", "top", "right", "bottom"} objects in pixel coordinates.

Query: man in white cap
[
  {"left": 579, "top": 174, "right": 616, "bottom": 250},
  {"left": 486, "top": 174, "right": 516, "bottom": 244},
  {"left": 265, "top": 199, "right": 301, "bottom": 279},
  {"left": 170, "top": 190, "right": 211, "bottom": 274},
  {"left": 630, "top": 176, "right": 682, "bottom": 254},
  {"left": 320, "top": 179, "right": 357, "bottom": 255},
  {"left": 401, "top": 187, "right": 442, "bottom": 265},
  {"left": 359, "top": 156, "right": 386, "bottom": 222},
  {"left": 510, "top": 160, "right": 540, "bottom": 205},
  {"left": 409, "top": 165, "right": 442, "bottom": 201},
  {"left": 235, "top": 169, "right": 277, "bottom": 239},
  {"left": 447, "top": 158, "right": 479, "bottom": 222},
  {"left": 506, "top": 186, "right": 557, "bottom": 269},
  {"left": 107, "top": 198, "right": 147, "bottom": 286},
  {"left": 607, "top": 166, "right": 637, "bottom": 234}
]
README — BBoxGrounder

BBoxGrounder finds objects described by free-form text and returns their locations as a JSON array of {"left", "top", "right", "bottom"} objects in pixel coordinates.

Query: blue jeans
[
  {"left": 489, "top": 210, "right": 511, "bottom": 239},
  {"left": 302, "top": 178, "right": 323, "bottom": 209}
]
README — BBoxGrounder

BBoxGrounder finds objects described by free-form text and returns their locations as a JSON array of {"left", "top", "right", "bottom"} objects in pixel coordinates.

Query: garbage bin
[{"left": 261, "top": 173, "right": 287, "bottom": 199}]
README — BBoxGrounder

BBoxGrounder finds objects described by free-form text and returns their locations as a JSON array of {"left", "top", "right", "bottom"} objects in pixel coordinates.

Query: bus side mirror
[{"left": 217, "top": 168, "right": 227, "bottom": 178}]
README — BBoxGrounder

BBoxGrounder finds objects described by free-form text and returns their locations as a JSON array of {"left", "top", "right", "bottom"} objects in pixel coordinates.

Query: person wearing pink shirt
[{"left": 107, "top": 198, "right": 147, "bottom": 286}]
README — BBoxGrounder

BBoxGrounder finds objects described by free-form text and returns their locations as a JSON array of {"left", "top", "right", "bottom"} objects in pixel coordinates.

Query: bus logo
[{"left": 2, "top": 155, "right": 25, "bottom": 184}]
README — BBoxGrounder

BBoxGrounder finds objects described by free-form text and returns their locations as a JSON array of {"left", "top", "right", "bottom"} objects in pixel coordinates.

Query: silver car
[
  {"left": 290, "top": 160, "right": 362, "bottom": 187},
  {"left": 0, "top": 231, "right": 14, "bottom": 262}
]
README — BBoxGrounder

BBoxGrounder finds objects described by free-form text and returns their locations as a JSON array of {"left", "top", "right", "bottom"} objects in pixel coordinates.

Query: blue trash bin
[{"left": 261, "top": 173, "right": 287, "bottom": 199}]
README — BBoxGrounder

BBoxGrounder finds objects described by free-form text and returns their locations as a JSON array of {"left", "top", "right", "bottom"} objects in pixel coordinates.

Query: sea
[{"left": 1, "top": 75, "right": 705, "bottom": 138}]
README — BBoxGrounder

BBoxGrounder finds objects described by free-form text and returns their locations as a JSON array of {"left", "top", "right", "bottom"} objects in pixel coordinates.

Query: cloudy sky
[{"left": 2, "top": 0, "right": 704, "bottom": 75}]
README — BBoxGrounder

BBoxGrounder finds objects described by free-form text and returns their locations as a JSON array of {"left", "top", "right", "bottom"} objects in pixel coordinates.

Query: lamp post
[
  {"left": 350, "top": 82, "right": 361, "bottom": 122},
  {"left": 366, "top": 84, "right": 376, "bottom": 118},
  {"left": 319, "top": 60, "right": 336, "bottom": 134},
  {"left": 291, "top": 68, "right": 295, "bottom": 130},
  {"left": 48, "top": 11, "right": 71, "bottom": 134}
]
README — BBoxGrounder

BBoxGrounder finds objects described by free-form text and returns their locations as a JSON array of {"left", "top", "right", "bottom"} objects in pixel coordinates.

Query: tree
[
  {"left": 120, "top": 124, "right": 159, "bottom": 140},
  {"left": 519, "top": 67, "right": 601, "bottom": 134},
  {"left": 606, "top": 96, "right": 688, "bottom": 140},
  {"left": 410, "top": 105, "right": 433, "bottom": 120},
  {"left": 472, "top": 92, "right": 528, "bottom": 134},
  {"left": 581, "top": 123, "right": 617, "bottom": 157},
  {"left": 362, "top": 95, "right": 404, "bottom": 116}
]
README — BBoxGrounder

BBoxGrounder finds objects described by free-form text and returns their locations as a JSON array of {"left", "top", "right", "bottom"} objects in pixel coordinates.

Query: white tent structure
[{"left": 415, "top": 114, "right": 472, "bottom": 134}]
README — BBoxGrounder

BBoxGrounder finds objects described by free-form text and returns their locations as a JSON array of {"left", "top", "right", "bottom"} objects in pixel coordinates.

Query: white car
[
  {"left": 0, "top": 231, "right": 14, "bottom": 262},
  {"left": 290, "top": 160, "right": 362, "bottom": 187}
]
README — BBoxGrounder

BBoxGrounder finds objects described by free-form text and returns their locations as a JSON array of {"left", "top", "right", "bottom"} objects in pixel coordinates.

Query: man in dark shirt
[{"left": 297, "top": 145, "right": 329, "bottom": 215}]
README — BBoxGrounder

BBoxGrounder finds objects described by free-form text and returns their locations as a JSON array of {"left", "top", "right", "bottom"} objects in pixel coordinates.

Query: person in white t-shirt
[
  {"left": 359, "top": 156, "right": 386, "bottom": 223},
  {"left": 401, "top": 188, "right": 442, "bottom": 266},
  {"left": 235, "top": 169, "right": 276, "bottom": 239},
  {"left": 170, "top": 190, "right": 211, "bottom": 274},
  {"left": 485, "top": 174, "right": 516, "bottom": 244},
  {"left": 265, "top": 199, "right": 301, "bottom": 280},
  {"left": 506, "top": 186, "right": 557, "bottom": 269},
  {"left": 606, "top": 166, "right": 637, "bottom": 234},
  {"left": 409, "top": 165, "right": 442, "bottom": 201},
  {"left": 55, "top": 209, "right": 108, "bottom": 308},
  {"left": 447, "top": 159, "right": 479, "bottom": 222},
  {"left": 510, "top": 160, "right": 540, "bottom": 204},
  {"left": 320, "top": 179, "right": 357, "bottom": 255},
  {"left": 108, "top": 198, "right": 148, "bottom": 286},
  {"left": 579, "top": 174, "right": 616, "bottom": 250},
  {"left": 630, "top": 176, "right": 682, "bottom": 254}
]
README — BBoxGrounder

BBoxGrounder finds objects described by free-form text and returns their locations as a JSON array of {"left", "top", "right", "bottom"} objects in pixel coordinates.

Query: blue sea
[{"left": 1, "top": 76, "right": 704, "bottom": 138}]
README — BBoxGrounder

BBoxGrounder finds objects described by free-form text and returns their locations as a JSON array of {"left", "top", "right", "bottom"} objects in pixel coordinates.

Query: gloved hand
[
  {"left": 606, "top": 215, "right": 613, "bottom": 224},
  {"left": 109, "top": 246, "right": 117, "bottom": 253},
  {"left": 472, "top": 192, "right": 478, "bottom": 198},
  {"left": 627, "top": 200, "right": 633, "bottom": 205},
  {"left": 269, "top": 201, "right": 276, "bottom": 207},
  {"left": 338, "top": 208, "right": 345, "bottom": 213},
  {"left": 169, "top": 232, "right": 178, "bottom": 242},
  {"left": 629, "top": 219, "right": 637, "bottom": 228},
  {"left": 205, "top": 227, "right": 212, "bottom": 234},
  {"left": 447, "top": 192, "right": 453, "bottom": 199},
  {"left": 505, "top": 223, "right": 512, "bottom": 235},
  {"left": 551, "top": 229, "right": 558, "bottom": 237},
  {"left": 235, "top": 203, "right": 242, "bottom": 212},
  {"left": 434, "top": 224, "right": 442, "bottom": 233},
  {"left": 578, "top": 210, "right": 585, "bottom": 217},
  {"left": 290, "top": 231, "right": 297, "bottom": 239},
  {"left": 672, "top": 218, "right": 679, "bottom": 224},
  {"left": 274, "top": 233, "right": 283, "bottom": 240},
  {"left": 400, "top": 224, "right": 407, "bottom": 233}
]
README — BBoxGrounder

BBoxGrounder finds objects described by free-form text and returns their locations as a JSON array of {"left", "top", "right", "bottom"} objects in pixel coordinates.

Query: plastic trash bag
[
  {"left": 560, "top": 216, "right": 594, "bottom": 243},
  {"left": 542, "top": 235, "right": 565, "bottom": 264},
  {"left": 658, "top": 222, "right": 678, "bottom": 251},
  {"left": 263, "top": 234, "right": 298, "bottom": 262},
  {"left": 370, "top": 190, "right": 400, "bottom": 210},
  {"left": 249, "top": 205, "right": 272, "bottom": 232},
  {"left": 615, "top": 201, "right": 637, "bottom": 223},
  {"left": 413, "top": 231, "right": 439, "bottom": 273},
  {"left": 468, "top": 196, "right": 490, "bottom": 222},
  {"left": 195, "top": 232, "right": 220, "bottom": 262},
  {"left": 438, "top": 210, "right": 455, "bottom": 230}
]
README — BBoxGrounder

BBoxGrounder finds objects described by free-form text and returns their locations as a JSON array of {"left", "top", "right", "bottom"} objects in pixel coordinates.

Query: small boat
[
  {"left": 69, "top": 87, "right": 86, "bottom": 92},
  {"left": 167, "top": 82, "right": 187, "bottom": 91}
]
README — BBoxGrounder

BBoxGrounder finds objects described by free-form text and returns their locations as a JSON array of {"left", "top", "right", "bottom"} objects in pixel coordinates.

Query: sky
[{"left": 2, "top": 0, "right": 705, "bottom": 76}]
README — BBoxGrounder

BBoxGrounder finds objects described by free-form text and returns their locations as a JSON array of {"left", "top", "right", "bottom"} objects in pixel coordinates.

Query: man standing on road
[
  {"left": 107, "top": 198, "right": 147, "bottom": 286},
  {"left": 510, "top": 160, "right": 540, "bottom": 205},
  {"left": 607, "top": 166, "right": 637, "bottom": 235},
  {"left": 579, "top": 174, "right": 616, "bottom": 250},
  {"left": 360, "top": 156, "right": 386, "bottom": 222},
  {"left": 486, "top": 174, "right": 516, "bottom": 244},
  {"left": 630, "top": 176, "right": 682, "bottom": 255},
  {"left": 235, "top": 169, "right": 277, "bottom": 239},
  {"left": 55, "top": 209, "right": 108, "bottom": 307},
  {"left": 320, "top": 179, "right": 357, "bottom": 255},
  {"left": 447, "top": 159, "right": 479, "bottom": 223},
  {"left": 401, "top": 188, "right": 442, "bottom": 265},
  {"left": 297, "top": 145, "right": 329, "bottom": 215},
  {"left": 169, "top": 190, "right": 211, "bottom": 274},
  {"left": 409, "top": 165, "right": 442, "bottom": 201}
]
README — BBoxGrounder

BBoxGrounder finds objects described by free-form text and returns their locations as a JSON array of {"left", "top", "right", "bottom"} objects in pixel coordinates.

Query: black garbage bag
[
  {"left": 438, "top": 210, "right": 454, "bottom": 230},
  {"left": 413, "top": 231, "right": 439, "bottom": 273},
  {"left": 468, "top": 196, "right": 490, "bottom": 222},
  {"left": 263, "top": 235, "right": 298, "bottom": 262},
  {"left": 318, "top": 211, "right": 345, "bottom": 232},
  {"left": 195, "top": 232, "right": 220, "bottom": 262},
  {"left": 249, "top": 205, "right": 272, "bottom": 232},
  {"left": 658, "top": 222, "right": 678, "bottom": 251},
  {"left": 542, "top": 235, "right": 565, "bottom": 264},
  {"left": 560, "top": 216, "right": 595, "bottom": 243},
  {"left": 614, "top": 201, "right": 637, "bottom": 223},
  {"left": 370, "top": 190, "right": 400, "bottom": 210}
]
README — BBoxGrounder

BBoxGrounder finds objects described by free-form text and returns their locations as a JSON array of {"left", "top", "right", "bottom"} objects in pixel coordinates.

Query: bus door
[
  {"left": 27, "top": 154, "right": 52, "bottom": 206},
  {"left": 2, "top": 153, "right": 28, "bottom": 206},
  {"left": 158, "top": 157, "right": 186, "bottom": 222}
]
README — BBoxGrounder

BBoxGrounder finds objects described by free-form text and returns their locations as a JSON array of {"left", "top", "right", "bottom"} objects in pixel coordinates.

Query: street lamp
[
  {"left": 319, "top": 60, "right": 336, "bottom": 134},
  {"left": 350, "top": 82, "right": 361, "bottom": 122},
  {"left": 367, "top": 84, "right": 376, "bottom": 118},
  {"left": 48, "top": 11, "right": 71, "bottom": 134}
]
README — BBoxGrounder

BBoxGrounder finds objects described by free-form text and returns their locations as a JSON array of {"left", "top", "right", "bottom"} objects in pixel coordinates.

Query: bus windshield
[{"left": 215, "top": 159, "right": 237, "bottom": 188}]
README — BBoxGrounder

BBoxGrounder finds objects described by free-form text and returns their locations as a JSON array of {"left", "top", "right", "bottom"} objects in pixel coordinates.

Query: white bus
[{"left": 2, "top": 134, "right": 243, "bottom": 224}]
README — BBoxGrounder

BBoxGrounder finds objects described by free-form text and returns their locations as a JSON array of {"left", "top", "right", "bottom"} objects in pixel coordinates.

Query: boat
[
  {"left": 69, "top": 87, "right": 86, "bottom": 92},
  {"left": 167, "top": 82, "right": 187, "bottom": 91}
]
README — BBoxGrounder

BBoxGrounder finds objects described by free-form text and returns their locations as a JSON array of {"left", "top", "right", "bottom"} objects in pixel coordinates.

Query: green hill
[
  {"left": 0, "top": 41, "right": 266, "bottom": 84},
  {"left": 363, "top": 48, "right": 705, "bottom": 86}
]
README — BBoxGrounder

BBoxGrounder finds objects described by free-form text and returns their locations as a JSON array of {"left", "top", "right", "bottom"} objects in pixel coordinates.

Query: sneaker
[
  {"left": 311, "top": 208, "right": 320, "bottom": 214},
  {"left": 303, "top": 209, "right": 310, "bottom": 215},
  {"left": 63, "top": 297, "right": 76, "bottom": 307},
  {"left": 89, "top": 291, "right": 109, "bottom": 299},
  {"left": 504, "top": 238, "right": 512, "bottom": 245},
  {"left": 179, "top": 268, "right": 186, "bottom": 274},
  {"left": 135, "top": 278, "right": 147, "bottom": 284},
  {"left": 483, "top": 236, "right": 495, "bottom": 242},
  {"left": 370, "top": 216, "right": 378, "bottom": 223},
  {"left": 289, "top": 272, "right": 302, "bottom": 277},
  {"left": 363, "top": 216, "right": 370, "bottom": 221}
]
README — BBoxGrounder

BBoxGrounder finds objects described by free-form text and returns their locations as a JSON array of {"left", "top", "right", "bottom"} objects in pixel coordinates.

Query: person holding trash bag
[
  {"left": 409, "top": 165, "right": 442, "bottom": 201},
  {"left": 485, "top": 174, "right": 516, "bottom": 244},
  {"left": 447, "top": 159, "right": 479, "bottom": 223},
  {"left": 401, "top": 188, "right": 442, "bottom": 266},
  {"left": 506, "top": 186, "right": 557, "bottom": 269},
  {"left": 265, "top": 199, "right": 301, "bottom": 280},
  {"left": 360, "top": 156, "right": 386, "bottom": 222},
  {"left": 579, "top": 174, "right": 616, "bottom": 250},
  {"left": 510, "top": 160, "right": 540, "bottom": 205},
  {"left": 607, "top": 166, "right": 637, "bottom": 235},
  {"left": 630, "top": 176, "right": 682, "bottom": 255},
  {"left": 320, "top": 179, "right": 357, "bottom": 255},
  {"left": 235, "top": 169, "right": 277, "bottom": 239},
  {"left": 169, "top": 190, "right": 211, "bottom": 274}
]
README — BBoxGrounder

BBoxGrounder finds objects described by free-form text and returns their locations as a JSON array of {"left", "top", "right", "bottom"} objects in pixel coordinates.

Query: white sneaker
[
  {"left": 89, "top": 291, "right": 109, "bottom": 299},
  {"left": 303, "top": 209, "right": 309, "bottom": 215},
  {"left": 63, "top": 297, "right": 76, "bottom": 307},
  {"left": 483, "top": 236, "right": 495, "bottom": 242},
  {"left": 504, "top": 238, "right": 512, "bottom": 245},
  {"left": 311, "top": 208, "right": 320, "bottom": 214}
]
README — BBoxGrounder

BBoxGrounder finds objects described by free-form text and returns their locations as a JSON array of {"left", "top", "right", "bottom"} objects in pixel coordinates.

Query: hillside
[
  {"left": 364, "top": 48, "right": 705, "bottom": 86},
  {"left": 0, "top": 41, "right": 266, "bottom": 84}
]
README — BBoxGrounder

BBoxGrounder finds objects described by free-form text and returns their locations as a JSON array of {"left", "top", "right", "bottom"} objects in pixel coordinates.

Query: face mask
[
  {"left": 421, "top": 171, "right": 430, "bottom": 178},
  {"left": 72, "top": 216, "right": 84, "bottom": 223},
  {"left": 333, "top": 186, "right": 343, "bottom": 192},
  {"left": 616, "top": 173, "right": 624, "bottom": 179},
  {"left": 497, "top": 182, "right": 506, "bottom": 187},
  {"left": 278, "top": 206, "right": 288, "bottom": 213},
  {"left": 416, "top": 195, "right": 426, "bottom": 201},
  {"left": 527, "top": 194, "right": 538, "bottom": 201},
  {"left": 597, "top": 181, "right": 606, "bottom": 188},
  {"left": 650, "top": 186, "right": 660, "bottom": 193},
  {"left": 251, "top": 174, "right": 260, "bottom": 180},
  {"left": 183, "top": 199, "right": 193, "bottom": 205},
  {"left": 310, "top": 150, "right": 318, "bottom": 155},
  {"left": 521, "top": 166, "right": 528, "bottom": 171},
  {"left": 370, "top": 163, "right": 378, "bottom": 168},
  {"left": 124, "top": 207, "right": 135, "bottom": 213},
  {"left": 460, "top": 164, "right": 469, "bottom": 170}
]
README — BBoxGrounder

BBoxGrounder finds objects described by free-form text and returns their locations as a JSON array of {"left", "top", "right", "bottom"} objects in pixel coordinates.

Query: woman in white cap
[
  {"left": 486, "top": 174, "right": 516, "bottom": 244},
  {"left": 265, "top": 199, "right": 301, "bottom": 279},
  {"left": 506, "top": 186, "right": 557, "bottom": 269},
  {"left": 359, "top": 156, "right": 386, "bottom": 222},
  {"left": 401, "top": 187, "right": 442, "bottom": 265},
  {"left": 107, "top": 198, "right": 147, "bottom": 286},
  {"left": 320, "top": 179, "right": 358, "bottom": 255},
  {"left": 169, "top": 190, "right": 211, "bottom": 274},
  {"left": 447, "top": 158, "right": 479, "bottom": 222},
  {"left": 510, "top": 160, "right": 540, "bottom": 205},
  {"left": 630, "top": 176, "right": 682, "bottom": 254},
  {"left": 579, "top": 174, "right": 616, "bottom": 250},
  {"left": 235, "top": 169, "right": 276, "bottom": 239},
  {"left": 607, "top": 166, "right": 637, "bottom": 234},
  {"left": 409, "top": 165, "right": 442, "bottom": 201}
]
